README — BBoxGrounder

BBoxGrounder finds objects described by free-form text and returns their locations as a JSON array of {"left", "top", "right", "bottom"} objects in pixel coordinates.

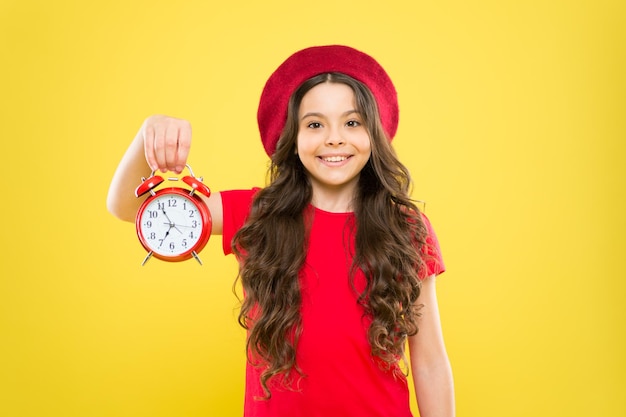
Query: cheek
[
  {"left": 296, "top": 133, "right": 316, "bottom": 155},
  {"left": 358, "top": 135, "right": 373, "bottom": 155}
]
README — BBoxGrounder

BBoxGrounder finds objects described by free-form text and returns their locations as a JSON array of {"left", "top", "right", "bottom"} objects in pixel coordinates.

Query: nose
[{"left": 325, "top": 125, "right": 345, "bottom": 146}]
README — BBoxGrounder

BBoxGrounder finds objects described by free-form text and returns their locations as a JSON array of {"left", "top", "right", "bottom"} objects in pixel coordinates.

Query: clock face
[{"left": 136, "top": 189, "right": 209, "bottom": 258}]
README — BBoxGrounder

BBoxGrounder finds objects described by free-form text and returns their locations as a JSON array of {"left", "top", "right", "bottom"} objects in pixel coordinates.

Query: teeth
[{"left": 323, "top": 156, "right": 347, "bottom": 162}]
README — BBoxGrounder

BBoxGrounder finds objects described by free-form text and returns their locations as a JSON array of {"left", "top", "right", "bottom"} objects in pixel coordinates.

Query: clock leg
[
  {"left": 141, "top": 251, "right": 154, "bottom": 266},
  {"left": 192, "top": 251, "right": 203, "bottom": 266}
]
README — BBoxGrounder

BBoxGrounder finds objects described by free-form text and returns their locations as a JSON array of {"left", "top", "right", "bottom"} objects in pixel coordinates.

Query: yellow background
[{"left": 1, "top": 0, "right": 624, "bottom": 416}]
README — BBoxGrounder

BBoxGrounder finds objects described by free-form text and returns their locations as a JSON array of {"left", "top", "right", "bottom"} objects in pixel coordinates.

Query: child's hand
[{"left": 141, "top": 115, "right": 191, "bottom": 174}]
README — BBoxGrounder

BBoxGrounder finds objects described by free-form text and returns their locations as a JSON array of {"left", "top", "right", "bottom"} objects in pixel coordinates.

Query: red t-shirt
[{"left": 221, "top": 189, "right": 445, "bottom": 417}]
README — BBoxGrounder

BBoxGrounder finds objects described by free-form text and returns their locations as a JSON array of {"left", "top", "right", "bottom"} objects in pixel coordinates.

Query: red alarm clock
[{"left": 134, "top": 165, "right": 212, "bottom": 265}]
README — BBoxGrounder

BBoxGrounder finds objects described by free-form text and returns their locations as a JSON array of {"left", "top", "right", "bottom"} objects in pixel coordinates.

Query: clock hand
[
  {"left": 169, "top": 223, "right": 195, "bottom": 229},
  {"left": 159, "top": 227, "right": 172, "bottom": 248},
  {"left": 161, "top": 210, "right": 174, "bottom": 224},
  {"left": 161, "top": 222, "right": 183, "bottom": 234},
  {"left": 161, "top": 210, "right": 183, "bottom": 234}
]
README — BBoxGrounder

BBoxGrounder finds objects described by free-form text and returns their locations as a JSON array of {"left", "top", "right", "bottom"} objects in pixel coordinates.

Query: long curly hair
[{"left": 232, "top": 73, "right": 429, "bottom": 398}]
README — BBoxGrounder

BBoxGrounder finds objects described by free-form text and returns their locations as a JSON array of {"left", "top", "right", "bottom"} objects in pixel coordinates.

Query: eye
[
  {"left": 346, "top": 120, "right": 361, "bottom": 127},
  {"left": 307, "top": 122, "right": 322, "bottom": 129}
]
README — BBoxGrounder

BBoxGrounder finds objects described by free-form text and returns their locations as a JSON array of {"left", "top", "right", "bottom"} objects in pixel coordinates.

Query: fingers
[
  {"left": 143, "top": 115, "right": 192, "bottom": 174},
  {"left": 176, "top": 123, "right": 191, "bottom": 173},
  {"left": 143, "top": 122, "right": 158, "bottom": 172}
]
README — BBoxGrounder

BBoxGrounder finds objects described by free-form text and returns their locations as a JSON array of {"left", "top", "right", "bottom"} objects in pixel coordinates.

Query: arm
[
  {"left": 409, "top": 275, "right": 455, "bottom": 417},
  {"left": 106, "top": 115, "right": 224, "bottom": 234}
]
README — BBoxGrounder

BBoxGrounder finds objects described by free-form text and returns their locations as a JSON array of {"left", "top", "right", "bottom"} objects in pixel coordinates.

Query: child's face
[{"left": 296, "top": 82, "right": 372, "bottom": 200}]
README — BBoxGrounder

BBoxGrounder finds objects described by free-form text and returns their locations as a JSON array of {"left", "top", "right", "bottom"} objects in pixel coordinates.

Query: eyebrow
[{"left": 300, "top": 110, "right": 360, "bottom": 120}]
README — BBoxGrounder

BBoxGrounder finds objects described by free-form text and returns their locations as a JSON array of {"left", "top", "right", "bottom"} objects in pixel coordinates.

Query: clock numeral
[
  {"left": 169, "top": 242, "right": 176, "bottom": 250},
  {"left": 144, "top": 220, "right": 153, "bottom": 228},
  {"left": 182, "top": 239, "right": 188, "bottom": 248},
  {"left": 191, "top": 220, "right": 198, "bottom": 228},
  {"left": 189, "top": 231, "right": 195, "bottom": 239},
  {"left": 157, "top": 202, "right": 165, "bottom": 210},
  {"left": 148, "top": 210, "right": 158, "bottom": 219},
  {"left": 149, "top": 232, "right": 156, "bottom": 240},
  {"left": 189, "top": 209, "right": 195, "bottom": 218},
  {"left": 168, "top": 199, "right": 177, "bottom": 208}
]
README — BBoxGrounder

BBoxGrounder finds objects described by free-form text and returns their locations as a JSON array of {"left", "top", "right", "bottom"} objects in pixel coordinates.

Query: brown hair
[{"left": 232, "top": 73, "right": 429, "bottom": 398}]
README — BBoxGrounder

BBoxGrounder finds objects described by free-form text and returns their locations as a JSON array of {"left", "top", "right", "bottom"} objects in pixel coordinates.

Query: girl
[{"left": 107, "top": 45, "right": 455, "bottom": 417}]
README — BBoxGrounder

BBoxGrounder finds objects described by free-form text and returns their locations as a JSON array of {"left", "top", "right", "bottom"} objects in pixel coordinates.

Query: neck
[{"left": 310, "top": 189, "right": 355, "bottom": 213}]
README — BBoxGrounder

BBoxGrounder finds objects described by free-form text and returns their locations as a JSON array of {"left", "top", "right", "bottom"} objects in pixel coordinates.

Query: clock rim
[{"left": 135, "top": 187, "right": 212, "bottom": 262}]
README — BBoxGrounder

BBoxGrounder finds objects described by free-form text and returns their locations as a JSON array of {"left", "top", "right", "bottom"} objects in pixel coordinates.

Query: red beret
[{"left": 257, "top": 45, "right": 399, "bottom": 156}]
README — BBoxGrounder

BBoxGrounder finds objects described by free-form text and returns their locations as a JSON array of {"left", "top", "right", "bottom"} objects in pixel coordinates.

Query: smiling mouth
[{"left": 321, "top": 156, "right": 349, "bottom": 162}]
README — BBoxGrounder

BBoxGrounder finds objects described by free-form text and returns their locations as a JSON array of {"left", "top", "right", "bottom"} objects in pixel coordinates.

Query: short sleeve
[
  {"left": 220, "top": 188, "right": 260, "bottom": 255},
  {"left": 419, "top": 212, "right": 446, "bottom": 279}
]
